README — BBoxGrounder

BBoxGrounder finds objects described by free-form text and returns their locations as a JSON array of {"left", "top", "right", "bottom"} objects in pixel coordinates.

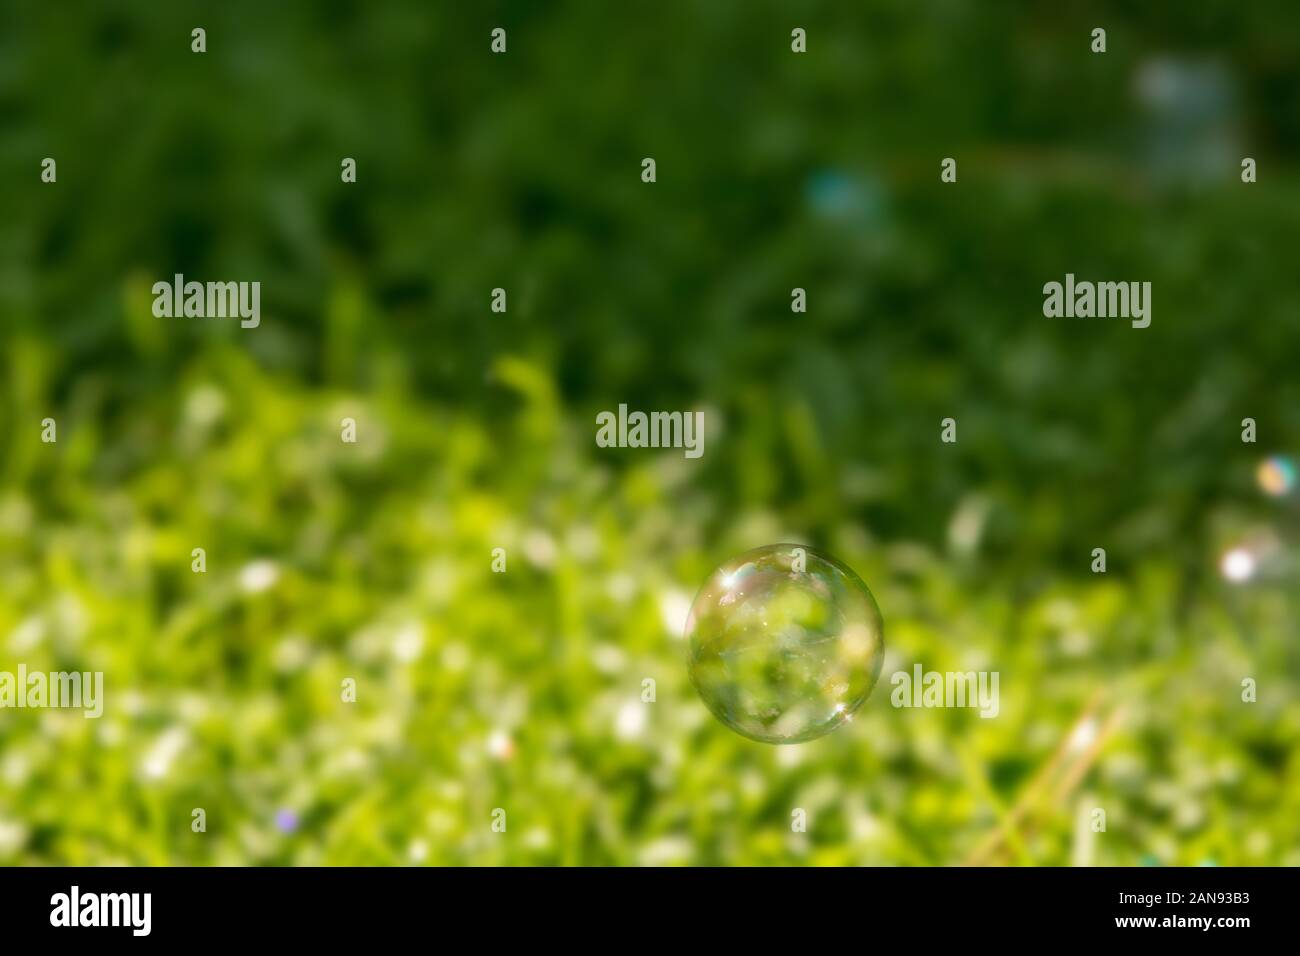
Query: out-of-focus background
[{"left": 1, "top": 1, "right": 1298, "bottom": 865}]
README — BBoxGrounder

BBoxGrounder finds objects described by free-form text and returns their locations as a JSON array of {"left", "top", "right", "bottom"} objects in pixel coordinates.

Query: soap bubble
[
  {"left": 685, "top": 544, "right": 885, "bottom": 744},
  {"left": 1257, "top": 455, "right": 1296, "bottom": 497}
]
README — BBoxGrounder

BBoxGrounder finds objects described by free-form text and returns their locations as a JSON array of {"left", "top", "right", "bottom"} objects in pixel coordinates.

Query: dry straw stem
[{"left": 965, "top": 690, "right": 1126, "bottom": 866}]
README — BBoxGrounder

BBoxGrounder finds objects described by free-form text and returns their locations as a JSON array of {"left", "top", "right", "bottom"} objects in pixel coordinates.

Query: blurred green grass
[{"left": 0, "top": 0, "right": 1298, "bottom": 864}]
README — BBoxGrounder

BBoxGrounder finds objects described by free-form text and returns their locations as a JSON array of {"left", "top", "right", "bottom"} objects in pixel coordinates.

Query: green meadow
[{"left": 1, "top": 1, "right": 1297, "bottom": 865}]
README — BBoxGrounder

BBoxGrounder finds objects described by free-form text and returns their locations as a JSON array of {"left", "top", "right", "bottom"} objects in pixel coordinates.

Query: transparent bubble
[{"left": 685, "top": 544, "right": 885, "bottom": 744}]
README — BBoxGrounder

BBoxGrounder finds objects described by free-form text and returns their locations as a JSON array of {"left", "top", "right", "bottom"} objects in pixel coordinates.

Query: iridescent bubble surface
[{"left": 685, "top": 545, "right": 885, "bottom": 744}]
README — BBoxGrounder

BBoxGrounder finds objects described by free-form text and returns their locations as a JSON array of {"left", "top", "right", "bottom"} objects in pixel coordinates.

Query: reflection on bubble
[
  {"left": 1220, "top": 547, "right": 1255, "bottom": 583},
  {"left": 685, "top": 545, "right": 885, "bottom": 744}
]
